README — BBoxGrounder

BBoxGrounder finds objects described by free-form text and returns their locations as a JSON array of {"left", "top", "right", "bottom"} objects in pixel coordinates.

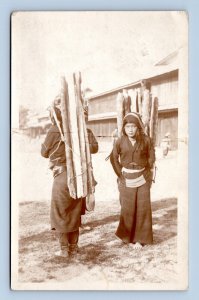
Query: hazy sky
[{"left": 12, "top": 11, "right": 187, "bottom": 119}]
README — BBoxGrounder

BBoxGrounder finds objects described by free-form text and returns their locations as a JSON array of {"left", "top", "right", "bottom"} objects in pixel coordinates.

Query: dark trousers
[
  {"left": 58, "top": 230, "right": 79, "bottom": 250},
  {"left": 116, "top": 180, "right": 153, "bottom": 245}
]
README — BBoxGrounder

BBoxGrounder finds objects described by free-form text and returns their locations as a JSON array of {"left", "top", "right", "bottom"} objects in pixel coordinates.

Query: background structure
[{"left": 11, "top": 11, "right": 188, "bottom": 290}]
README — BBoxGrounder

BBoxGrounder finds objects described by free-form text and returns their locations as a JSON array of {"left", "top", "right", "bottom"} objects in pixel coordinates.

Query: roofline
[
  {"left": 88, "top": 68, "right": 178, "bottom": 101},
  {"left": 154, "top": 49, "right": 179, "bottom": 66}
]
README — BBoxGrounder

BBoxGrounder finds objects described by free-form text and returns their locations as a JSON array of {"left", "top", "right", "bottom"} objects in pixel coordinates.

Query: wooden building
[
  {"left": 87, "top": 52, "right": 179, "bottom": 149},
  {"left": 25, "top": 111, "right": 51, "bottom": 139}
]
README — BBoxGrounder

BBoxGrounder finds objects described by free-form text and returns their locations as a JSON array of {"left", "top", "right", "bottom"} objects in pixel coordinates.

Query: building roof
[
  {"left": 155, "top": 49, "right": 179, "bottom": 66},
  {"left": 88, "top": 67, "right": 178, "bottom": 101},
  {"left": 87, "top": 49, "right": 179, "bottom": 101}
]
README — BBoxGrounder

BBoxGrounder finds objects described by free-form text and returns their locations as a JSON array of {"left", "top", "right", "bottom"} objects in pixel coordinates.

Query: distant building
[
  {"left": 87, "top": 50, "right": 179, "bottom": 150},
  {"left": 25, "top": 111, "right": 51, "bottom": 138}
]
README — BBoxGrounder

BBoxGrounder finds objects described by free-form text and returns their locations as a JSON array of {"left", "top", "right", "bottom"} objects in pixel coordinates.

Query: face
[{"left": 124, "top": 122, "right": 138, "bottom": 138}]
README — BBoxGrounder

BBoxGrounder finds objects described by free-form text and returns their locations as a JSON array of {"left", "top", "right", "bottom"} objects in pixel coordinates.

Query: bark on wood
[
  {"left": 60, "top": 76, "right": 76, "bottom": 198},
  {"left": 122, "top": 89, "right": 131, "bottom": 116},
  {"left": 66, "top": 75, "right": 84, "bottom": 198},
  {"left": 82, "top": 110, "right": 95, "bottom": 211},
  {"left": 60, "top": 73, "right": 96, "bottom": 202},
  {"left": 142, "top": 89, "right": 151, "bottom": 135},
  {"left": 73, "top": 72, "right": 88, "bottom": 197},
  {"left": 128, "top": 89, "right": 137, "bottom": 113},
  {"left": 137, "top": 89, "right": 142, "bottom": 114},
  {"left": 86, "top": 193, "right": 95, "bottom": 212},
  {"left": 150, "top": 96, "right": 159, "bottom": 146},
  {"left": 116, "top": 92, "right": 124, "bottom": 137}
]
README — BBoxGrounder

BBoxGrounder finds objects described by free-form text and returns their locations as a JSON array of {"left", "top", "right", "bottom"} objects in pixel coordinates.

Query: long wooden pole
[
  {"left": 137, "top": 89, "right": 142, "bottom": 114},
  {"left": 82, "top": 115, "right": 95, "bottom": 211},
  {"left": 60, "top": 76, "right": 77, "bottom": 198},
  {"left": 123, "top": 89, "right": 131, "bottom": 116},
  {"left": 74, "top": 72, "right": 88, "bottom": 197},
  {"left": 116, "top": 92, "right": 124, "bottom": 137},
  {"left": 128, "top": 88, "right": 137, "bottom": 113},
  {"left": 142, "top": 89, "right": 151, "bottom": 135},
  {"left": 67, "top": 75, "right": 84, "bottom": 198},
  {"left": 149, "top": 96, "right": 159, "bottom": 146}
]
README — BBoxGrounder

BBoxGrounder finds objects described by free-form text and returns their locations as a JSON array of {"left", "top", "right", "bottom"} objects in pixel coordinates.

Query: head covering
[
  {"left": 123, "top": 112, "right": 145, "bottom": 132},
  {"left": 53, "top": 94, "right": 61, "bottom": 107}
]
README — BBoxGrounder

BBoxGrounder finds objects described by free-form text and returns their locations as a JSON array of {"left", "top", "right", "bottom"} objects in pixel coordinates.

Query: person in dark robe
[
  {"left": 41, "top": 97, "right": 98, "bottom": 257},
  {"left": 110, "top": 112, "right": 155, "bottom": 249}
]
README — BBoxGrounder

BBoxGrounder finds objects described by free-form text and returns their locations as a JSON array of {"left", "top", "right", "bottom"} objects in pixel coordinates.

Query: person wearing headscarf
[
  {"left": 41, "top": 95, "right": 98, "bottom": 257},
  {"left": 110, "top": 112, "right": 155, "bottom": 249}
]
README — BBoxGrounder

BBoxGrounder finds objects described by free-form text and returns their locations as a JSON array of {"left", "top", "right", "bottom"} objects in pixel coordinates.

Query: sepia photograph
[{"left": 11, "top": 11, "right": 188, "bottom": 290}]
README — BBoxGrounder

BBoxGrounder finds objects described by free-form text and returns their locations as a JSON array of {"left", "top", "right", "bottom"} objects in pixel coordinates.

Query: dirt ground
[{"left": 13, "top": 133, "right": 178, "bottom": 289}]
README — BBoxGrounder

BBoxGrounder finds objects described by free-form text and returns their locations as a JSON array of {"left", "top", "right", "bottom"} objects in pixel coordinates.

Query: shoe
[
  {"left": 80, "top": 225, "right": 91, "bottom": 231},
  {"left": 54, "top": 249, "right": 69, "bottom": 257},
  {"left": 69, "top": 244, "right": 79, "bottom": 255},
  {"left": 129, "top": 242, "right": 143, "bottom": 250}
]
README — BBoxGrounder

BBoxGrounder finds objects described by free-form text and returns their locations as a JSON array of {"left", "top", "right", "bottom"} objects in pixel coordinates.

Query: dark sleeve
[
  {"left": 110, "top": 138, "right": 122, "bottom": 177},
  {"left": 147, "top": 137, "right": 156, "bottom": 168},
  {"left": 41, "top": 129, "right": 58, "bottom": 158},
  {"left": 87, "top": 129, "right": 98, "bottom": 154}
]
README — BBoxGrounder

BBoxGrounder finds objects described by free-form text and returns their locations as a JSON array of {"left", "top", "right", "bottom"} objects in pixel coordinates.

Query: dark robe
[{"left": 41, "top": 124, "right": 98, "bottom": 233}]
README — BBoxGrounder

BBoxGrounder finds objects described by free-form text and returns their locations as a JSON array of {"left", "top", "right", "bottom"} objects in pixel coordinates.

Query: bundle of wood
[
  {"left": 116, "top": 80, "right": 158, "bottom": 145},
  {"left": 60, "top": 72, "right": 95, "bottom": 211}
]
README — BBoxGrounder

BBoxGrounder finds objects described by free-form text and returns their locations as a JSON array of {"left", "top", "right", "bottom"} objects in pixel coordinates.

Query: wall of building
[
  {"left": 158, "top": 110, "right": 178, "bottom": 149},
  {"left": 88, "top": 70, "right": 179, "bottom": 149},
  {"left": 89, "top": 93, "right": 118, "bottom": 116},
  {"left": 151, "top": 72, "right": 178, "bottom": 107},
  {"left": 88, "top": 119, "right": 117, "bottom": 142}
]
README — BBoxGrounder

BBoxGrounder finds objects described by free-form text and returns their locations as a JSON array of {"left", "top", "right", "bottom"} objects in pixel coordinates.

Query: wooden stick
[
  {"left": 128, "top": 89, "right": 137, "bottom": 113},
  {"left": 83, "top": 119, "right": 95, "bottom": 211},
  {"left": 60, "top": 76, "right": 76, "bottom": 198},
  {"left": 137, "top": 89, "right": 142, "bottom": 114},
  {"left": 66, "top": 75, "right": 84, "bottom": 198},
  {"left": 142, "top": 89, "right": 151, "bottom": 135},
  {"left": 116, "top": 92, "right": 124, "bottom": 137},
  {"left": 123, "top": 89, "right": 131, "bottom": 116},
  {"left": 81, "top": 104, "right": 95, "bottom": 211},
  {"left": 86, "top": 193, "right": 95, "bottom": 212},
  {"left": 73, "top": 72, "right": 88, "bottom": 197},
  {"left": 150, "top": 96, "right": 159, "bottom": 146}
]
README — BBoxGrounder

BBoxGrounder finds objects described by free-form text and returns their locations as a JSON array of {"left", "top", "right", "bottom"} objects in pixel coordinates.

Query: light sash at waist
[
  {"left": 125, "top": 175, "right": 146, "bottom": 188},
  {"left": 122, "top": 167, "right": 145, "bottom": 174}
]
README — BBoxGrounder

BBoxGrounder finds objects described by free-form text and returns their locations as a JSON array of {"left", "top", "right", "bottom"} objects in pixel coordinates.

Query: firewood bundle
[
  {"left": 116, "top": 81, "right": 158, "bottom": 145},
  {"left": 60, "top": 73, "right": 95, "bottom": 210}
]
